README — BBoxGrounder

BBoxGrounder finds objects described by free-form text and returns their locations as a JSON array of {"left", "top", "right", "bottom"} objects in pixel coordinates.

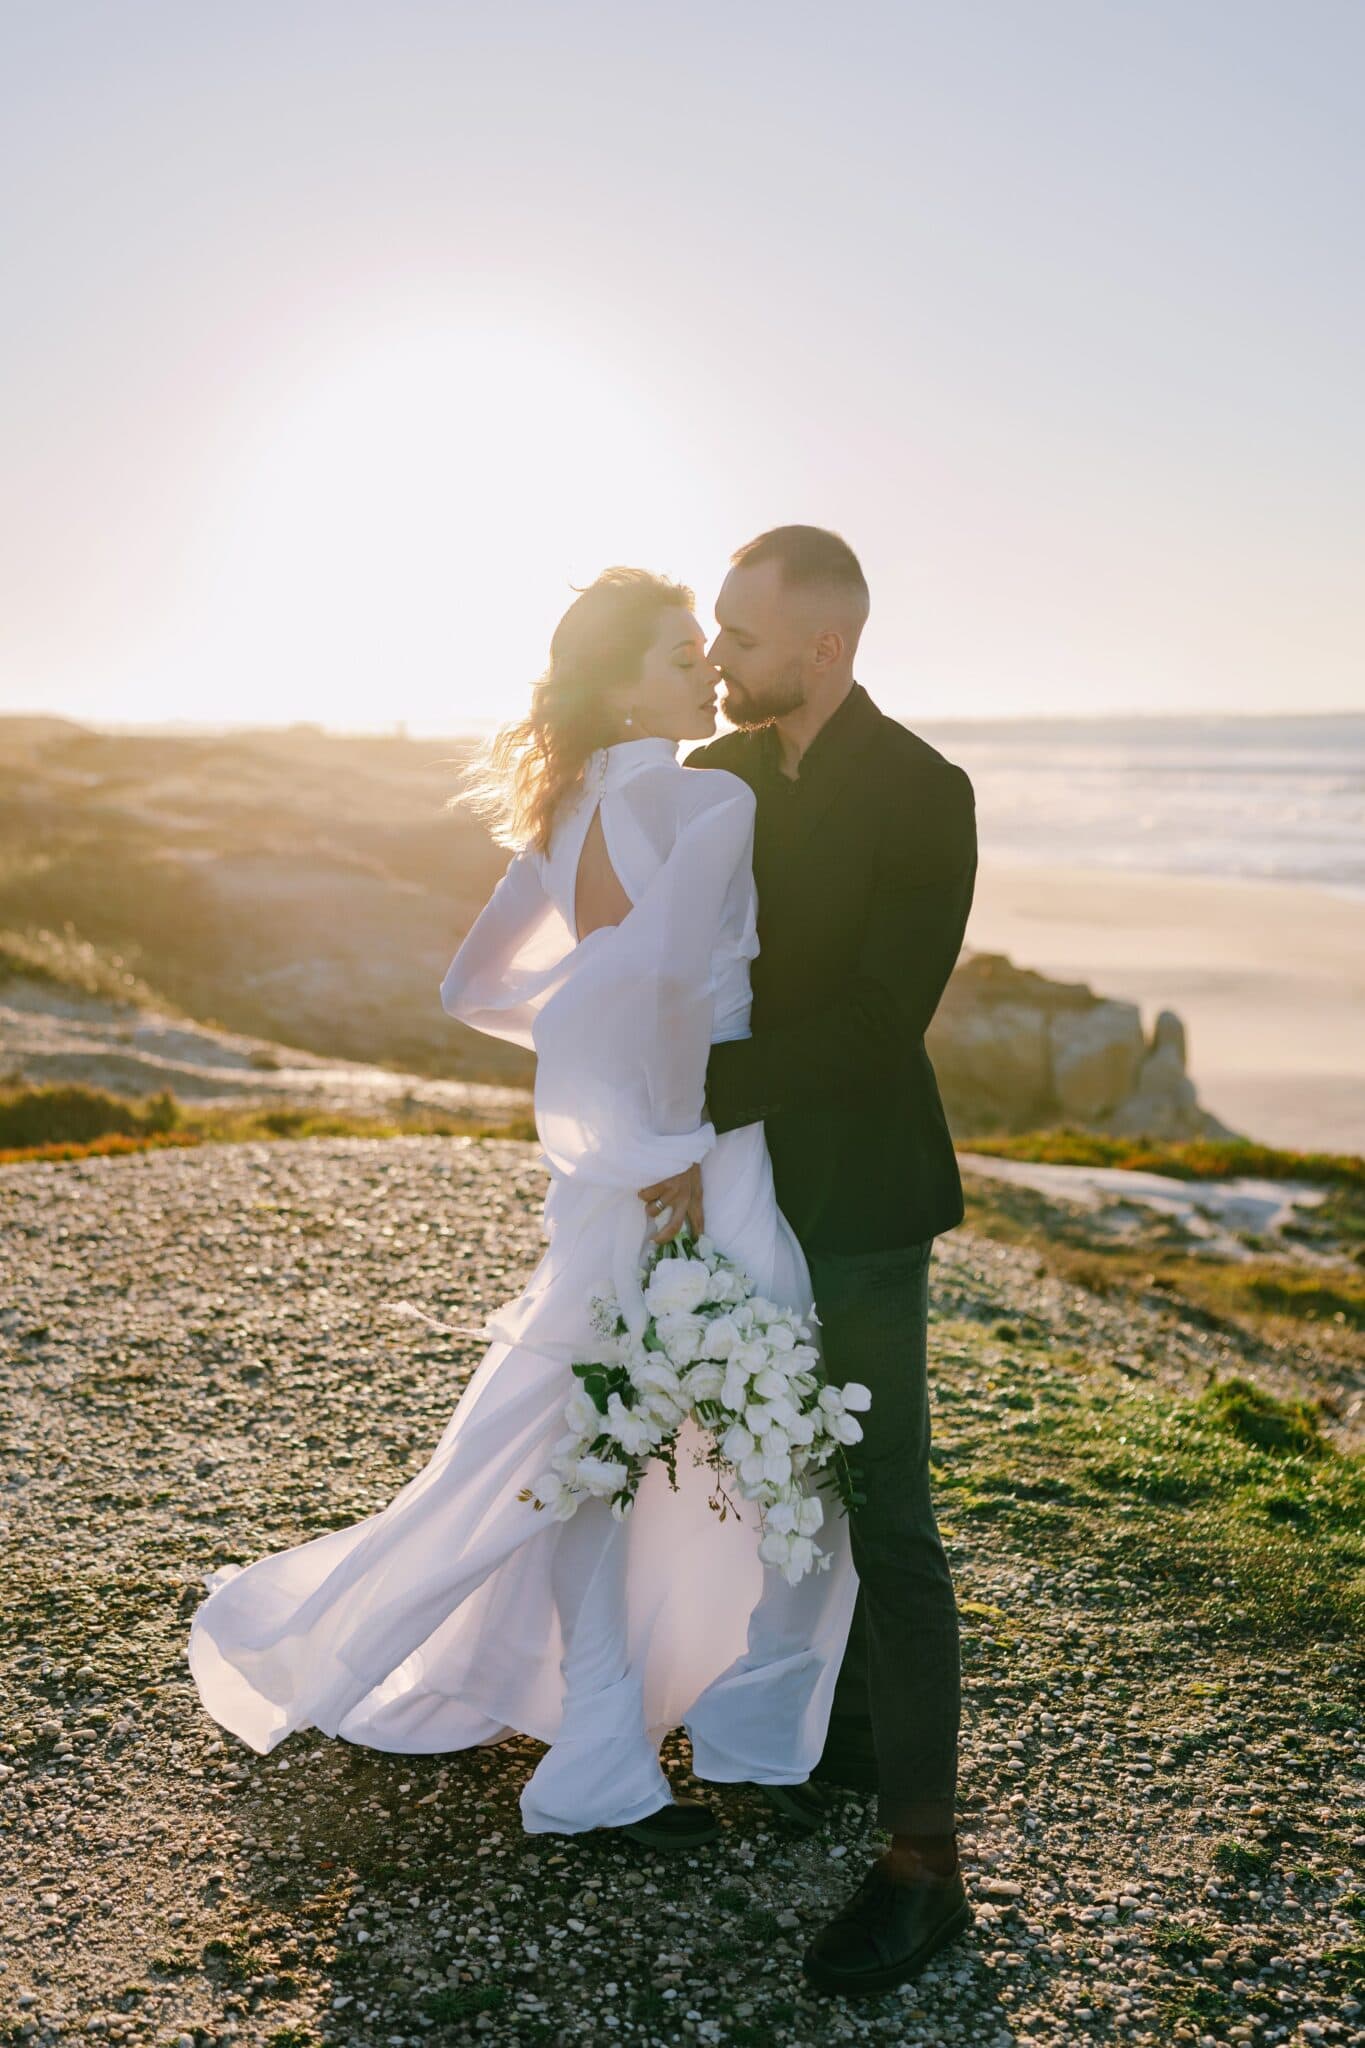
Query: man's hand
[{"left": 638, "top": 1162, "right": 705, "bottom": 1245}]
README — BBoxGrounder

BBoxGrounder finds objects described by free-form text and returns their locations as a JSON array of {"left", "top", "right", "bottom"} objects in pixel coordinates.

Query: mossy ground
[{"left": 1, "top": 1140, "right": 1361, "bottom": 2048}]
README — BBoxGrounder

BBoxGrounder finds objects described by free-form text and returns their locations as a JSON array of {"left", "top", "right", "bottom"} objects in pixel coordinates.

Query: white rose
[
  {"left": 644, "top": 1257, "right": 713, "bottom": 1316},
  {"left": 686, "top": 1361, "right": 726, "bottom": 1401},
  {"left": 573, "top": 1453, "right": 628, "bottom": 1496},
  {"left": 634, "top": 1355, "right": 681, "bottom": 1394},
  {"left": 702, "top": 1314, "right": 741, "bottom": 1360},
  {"left": 657, "top": 1313, "right": 706, "bottom": 1366},
  {"left": 640, "top": 1387, "right": 686, "bottom": 1428}
]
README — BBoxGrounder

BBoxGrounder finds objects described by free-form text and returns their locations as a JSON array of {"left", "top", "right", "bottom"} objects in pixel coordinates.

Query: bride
[{"left": 188, "top": 567, "right": 857, "bottom": 1848}]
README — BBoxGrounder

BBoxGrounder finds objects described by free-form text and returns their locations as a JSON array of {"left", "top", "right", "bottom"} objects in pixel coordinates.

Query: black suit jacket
[{"left": 687, "top": 683, "right": 976, "bottom": 1255}]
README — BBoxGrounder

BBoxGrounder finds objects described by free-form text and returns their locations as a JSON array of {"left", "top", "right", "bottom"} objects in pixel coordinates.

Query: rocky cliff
[
  {"left": 0, "top": 717, "right": 1225, "bottom": 1138},
  {"left": 928, "top": 952, "right": 1227, "bottom": 1139}
]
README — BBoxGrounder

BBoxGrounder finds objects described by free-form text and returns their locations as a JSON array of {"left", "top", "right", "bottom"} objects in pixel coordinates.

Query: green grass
[
  {"left": 959, "top": 1169, "right": 1365, "bottom": 1368},
  {"left": 1213, "top": 1838, "right": 1276, "bottom": 1881},
  {"left": 0, "top": 1083, "right": 182, "bottom": 1148},
  {"left": 964, "top": 1128, "right": 1365, "bottom": 1191},
  {"left": 422, "top": 1985, "right": 508, "bottom": 2021},
  {"left": 936, "top": 1347, "right": 1365, "bottom": 1650}
]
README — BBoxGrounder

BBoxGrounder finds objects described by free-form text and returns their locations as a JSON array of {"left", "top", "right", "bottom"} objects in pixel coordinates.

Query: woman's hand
[{"left": 638, "top": 1163, "right": 705, "bottom": 1245}]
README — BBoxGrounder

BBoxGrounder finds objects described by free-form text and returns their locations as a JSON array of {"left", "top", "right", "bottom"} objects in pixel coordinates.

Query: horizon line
[{"left": 4, "top": 705, "right": 1364, "bottom": 741}]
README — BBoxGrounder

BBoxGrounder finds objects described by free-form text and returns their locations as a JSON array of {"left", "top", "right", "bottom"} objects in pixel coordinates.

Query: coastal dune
[{"left": 966, "top": 863, "right": 1365, "bottom": 1153}]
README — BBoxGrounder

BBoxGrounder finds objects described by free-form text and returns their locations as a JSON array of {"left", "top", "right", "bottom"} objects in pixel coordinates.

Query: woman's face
[{"left": 619, "top": 610, "right": 720, "bottom": 742}]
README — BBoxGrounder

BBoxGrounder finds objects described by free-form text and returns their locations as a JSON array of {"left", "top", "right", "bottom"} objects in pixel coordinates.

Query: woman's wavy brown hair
[{"left": 459, "top": 567, "right": 695, "bottom": 851}]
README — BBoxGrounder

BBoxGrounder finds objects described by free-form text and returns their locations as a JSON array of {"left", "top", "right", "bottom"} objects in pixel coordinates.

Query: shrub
[{"left": 0, "top": 1084, "right": 181, "bottom": 1148}]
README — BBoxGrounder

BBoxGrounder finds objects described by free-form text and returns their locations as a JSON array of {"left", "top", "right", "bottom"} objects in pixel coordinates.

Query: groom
[{"left": 643, "top": 525, "right": 976, "bottom": 1996}]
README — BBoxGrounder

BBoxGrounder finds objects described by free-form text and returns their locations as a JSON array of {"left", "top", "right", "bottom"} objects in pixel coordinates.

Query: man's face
[{"left": 709, "top": 559, "right": 808, "bottom": 728}]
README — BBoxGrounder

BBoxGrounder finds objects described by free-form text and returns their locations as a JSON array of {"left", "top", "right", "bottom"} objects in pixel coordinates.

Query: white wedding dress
[{"left": 188, "top": 738, "right": 857, "bottom": 1833}]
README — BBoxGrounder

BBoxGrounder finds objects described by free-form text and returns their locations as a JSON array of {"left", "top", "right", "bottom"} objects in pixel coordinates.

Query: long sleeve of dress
[
  {"left": 439, "top": 849, "right": 572, "bottom": 1052},
  {"left": 533, "top": 776, "right": 756, "bottom": 1192}
]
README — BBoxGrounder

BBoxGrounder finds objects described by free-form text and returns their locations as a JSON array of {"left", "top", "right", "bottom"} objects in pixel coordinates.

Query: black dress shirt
[{"left": 687, "top": 683, "right": 976, "bottom": 1254}]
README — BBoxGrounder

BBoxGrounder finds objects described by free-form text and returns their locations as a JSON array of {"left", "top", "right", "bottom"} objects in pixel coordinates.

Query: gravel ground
[{"left": 1, "top": 1138, "right": 1361, "bottom": 2048}]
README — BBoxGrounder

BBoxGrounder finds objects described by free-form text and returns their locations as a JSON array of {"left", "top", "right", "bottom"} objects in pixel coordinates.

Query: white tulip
[
  {"left": 739, "top": 1450, "right": 767, "bottom": 1489},
  {"left": 797, "top": 1495, "right": 825, "bottom": 1536},
  {"left": 721, "top": 1423, "right": 755, "bottom": 1463}
]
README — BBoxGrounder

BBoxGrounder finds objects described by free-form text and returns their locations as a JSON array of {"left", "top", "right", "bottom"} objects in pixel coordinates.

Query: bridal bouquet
[{"left": 518, "top": 1231, "right": 870, "bottom": 1584}]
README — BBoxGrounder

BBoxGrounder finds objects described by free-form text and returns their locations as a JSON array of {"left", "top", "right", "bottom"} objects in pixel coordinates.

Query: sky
[{"left": 2, "top": 0, "right": 1363, "bottom": 734}]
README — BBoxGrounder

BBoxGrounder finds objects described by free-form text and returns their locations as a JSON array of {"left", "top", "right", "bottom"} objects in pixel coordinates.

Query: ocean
[{"left": 915, "top": 713, "right": 1365, "bottom": 897}]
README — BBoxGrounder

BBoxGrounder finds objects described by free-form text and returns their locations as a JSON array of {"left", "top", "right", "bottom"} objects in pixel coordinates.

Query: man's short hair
[{"left": 731, "top": 524, "right": 869, "bottom": 607}]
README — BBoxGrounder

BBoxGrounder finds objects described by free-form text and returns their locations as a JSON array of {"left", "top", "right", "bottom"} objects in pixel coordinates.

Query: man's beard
[{"left": 720, "top": 660, "right": 806, "bottom": 729}]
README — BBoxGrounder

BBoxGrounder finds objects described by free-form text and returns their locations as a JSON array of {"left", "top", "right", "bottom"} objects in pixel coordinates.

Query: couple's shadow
[{"left": 222, "top": 1728, "right": 1011, "bottom": 2034}]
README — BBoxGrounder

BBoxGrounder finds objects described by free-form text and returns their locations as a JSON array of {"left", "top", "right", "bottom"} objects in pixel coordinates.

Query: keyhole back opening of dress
[{"left": 573, "top": 804, "right": 633, "bottom": 942}]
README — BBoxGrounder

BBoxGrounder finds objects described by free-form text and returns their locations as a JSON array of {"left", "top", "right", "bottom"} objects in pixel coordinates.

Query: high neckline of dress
[{"left": 597, "top": 737, "right": 680, "bottom": 789}]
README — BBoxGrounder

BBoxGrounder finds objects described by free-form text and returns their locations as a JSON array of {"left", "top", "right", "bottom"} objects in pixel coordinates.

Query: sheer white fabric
[{"left": 188, "top": 738, "right": 856, "bottom": 1832}]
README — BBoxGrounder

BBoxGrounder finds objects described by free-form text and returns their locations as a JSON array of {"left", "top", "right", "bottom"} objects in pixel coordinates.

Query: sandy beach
[{"left": 966, "top": 864, "right": 1365, "bottom": 1153}]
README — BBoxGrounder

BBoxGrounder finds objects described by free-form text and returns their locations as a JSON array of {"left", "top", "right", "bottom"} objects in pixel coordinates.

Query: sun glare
[{"left": 164, "top": 318, "right": 718, "bottom": 734}]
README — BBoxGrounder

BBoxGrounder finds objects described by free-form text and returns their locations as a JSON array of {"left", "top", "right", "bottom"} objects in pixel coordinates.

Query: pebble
[{"left": 0, "top": 1138, "right": 1358, "bottom": 2048}]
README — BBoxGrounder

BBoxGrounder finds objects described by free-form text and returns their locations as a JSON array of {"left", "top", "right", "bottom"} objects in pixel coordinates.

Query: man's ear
[{"left": 812, "top": 630, "right": 844, "bottom": 671}]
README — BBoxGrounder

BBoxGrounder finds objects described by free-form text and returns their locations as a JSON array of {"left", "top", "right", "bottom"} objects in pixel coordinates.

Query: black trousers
[{"left": 810, "top": 1240, "right": 960, "bottom": 1836}]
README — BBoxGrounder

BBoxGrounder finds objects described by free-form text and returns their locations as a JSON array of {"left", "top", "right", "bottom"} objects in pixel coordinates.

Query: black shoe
[
  {"left": 749, "top": 1779, "right": 835, "bottom": 1835},
  {"left": 802, "top": 1861, "right": 971, "bottom": 1997},
  {"left": 612, "top": 1799, "right": 720, "bottom": 1851},
  {"left": 810, "top": 1750, "right": 880, "bottom": 1796}
]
